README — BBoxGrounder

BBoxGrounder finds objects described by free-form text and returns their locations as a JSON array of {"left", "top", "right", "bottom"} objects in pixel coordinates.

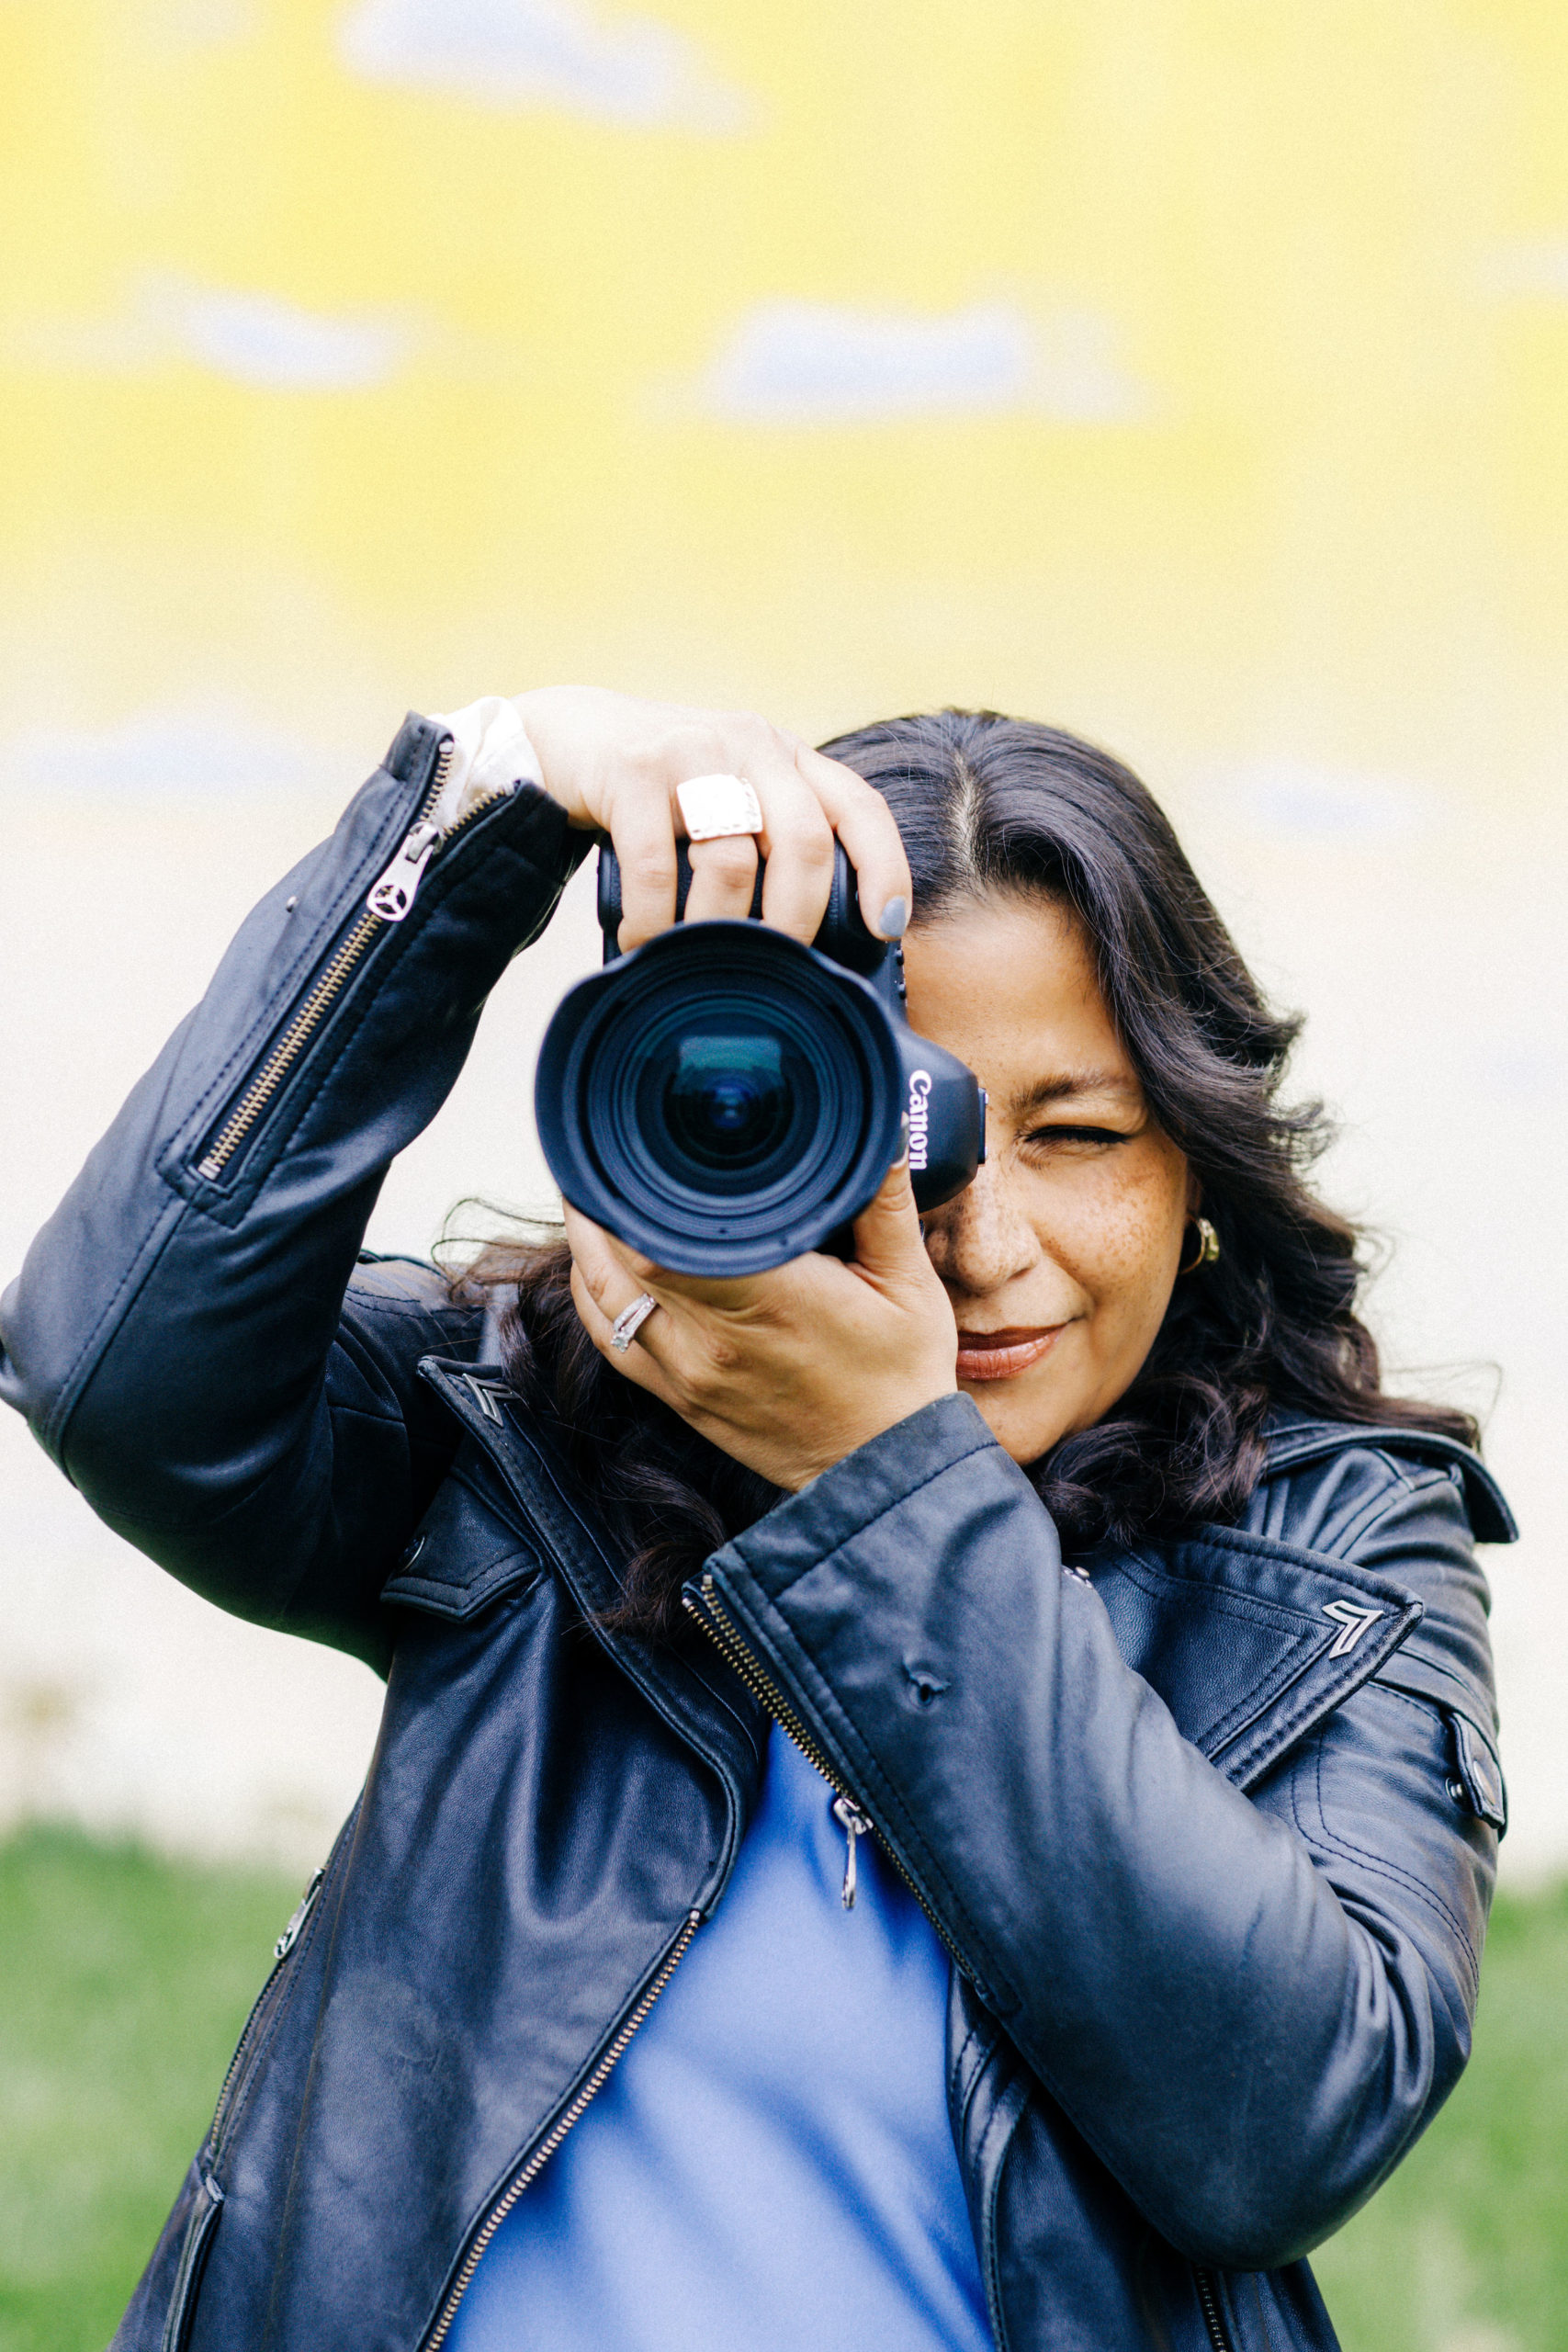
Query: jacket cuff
[{"left": 716, "top": 1392, "right": 1008, "bottom": 1599}]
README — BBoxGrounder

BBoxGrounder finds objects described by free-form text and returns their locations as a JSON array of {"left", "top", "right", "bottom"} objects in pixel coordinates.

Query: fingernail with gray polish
[{"left": 878, "top": 896, "right": 909, "bottom": 939}]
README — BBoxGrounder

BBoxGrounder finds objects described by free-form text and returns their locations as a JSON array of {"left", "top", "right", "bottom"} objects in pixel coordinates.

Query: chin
[{"left": 960, "top": 1376, "right": 1069, "bottom": 1466}]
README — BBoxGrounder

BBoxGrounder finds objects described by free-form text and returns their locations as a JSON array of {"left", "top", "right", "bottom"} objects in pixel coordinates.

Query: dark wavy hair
[{"left": 456, "top": 711, "right": 1477, "bottom": 1642}]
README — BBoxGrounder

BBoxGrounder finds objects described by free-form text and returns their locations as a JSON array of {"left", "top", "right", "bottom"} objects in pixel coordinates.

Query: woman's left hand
[{"left": 566, "top": 1154, "right": 959, "bottom": 1491}]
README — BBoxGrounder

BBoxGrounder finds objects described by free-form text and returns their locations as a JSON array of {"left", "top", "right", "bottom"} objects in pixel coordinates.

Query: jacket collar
[
  {"left": 417, "top": 1357, "right": 768, "bottom": 1801},
  {"left": 1082, "top": 1521, "right": 1423, "bottom": 1791},
  {"left": 1080, "top": 1411, "right": 1516, "bottom": 1792},
  {"left": 1260, "top": 1413, "right": 1517, "bottom": 1544}
]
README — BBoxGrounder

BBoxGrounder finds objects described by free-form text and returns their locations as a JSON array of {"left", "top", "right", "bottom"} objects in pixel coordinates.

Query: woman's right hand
[{"left": 512, "top": 686, "right": 912, "bottom": 951}]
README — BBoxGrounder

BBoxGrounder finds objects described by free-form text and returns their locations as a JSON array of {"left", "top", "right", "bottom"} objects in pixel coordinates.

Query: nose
[{"left": 924, "top": 1157, "right": 1041, "bottom": 1302}]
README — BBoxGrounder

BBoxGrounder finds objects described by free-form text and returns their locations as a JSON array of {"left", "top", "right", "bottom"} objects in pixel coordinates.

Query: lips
[{"left": 954, "top": 1326, "right": 1066, "bottom": 1383}]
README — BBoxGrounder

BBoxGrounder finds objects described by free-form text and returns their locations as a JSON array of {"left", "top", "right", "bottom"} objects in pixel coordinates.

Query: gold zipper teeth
[
  {"left": 195, "top": 740, "right": 515, "bottom": 1185},
  {"left": 682, "top": 1584, "right": 844, "bottom": 1790},
  {"left": 197, "top": 911, "right": 381, "bottom": 1180},
  {"left": 682, "top": 1578, "right": 966, "bottom": 1973},
  {"left": 423, "top": 1909, "right": 702, "bottom": 2352}
]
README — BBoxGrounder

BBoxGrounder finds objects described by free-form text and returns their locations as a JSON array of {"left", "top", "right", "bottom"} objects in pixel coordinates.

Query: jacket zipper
[
  {"left": 195, "top": 739, "right": 506, "bottom": 1183},
  {"left": 1193, "top": 2267, "right": 1235, "bottom": 2352},
  {"left": 206, "top": 1863, "right": 326, "bottom": 2150},
  {"left": 168, "top": 1848, "right": 327, "bottom": 2350},
  {"left": 161, "top": 2171, "right": 224, "bottom": 2352},
  {"left": 421, "top": 1907, "right": 703, "bottom": 2352},
  {"left": 682, "top": 1572, "right": 966, "bottom": 1973}
]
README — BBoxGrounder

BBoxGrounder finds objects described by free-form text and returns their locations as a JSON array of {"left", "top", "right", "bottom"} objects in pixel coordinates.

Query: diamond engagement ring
[
  {"left": 609, "top": 1292, "right": 660, "bottom": 1353},
  {"left": 675, "top": 774, "right": 764, "bottom": 842}
]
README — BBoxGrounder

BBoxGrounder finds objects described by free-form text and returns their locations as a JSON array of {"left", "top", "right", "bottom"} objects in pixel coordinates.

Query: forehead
[{"left": 899, "top": 890, "right": 1138, "bottom": 1094}]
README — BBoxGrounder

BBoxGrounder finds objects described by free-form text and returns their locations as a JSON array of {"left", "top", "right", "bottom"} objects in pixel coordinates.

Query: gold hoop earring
[{"left": 1179, "top": 1216, "right": 1220, "bottom": 1275}]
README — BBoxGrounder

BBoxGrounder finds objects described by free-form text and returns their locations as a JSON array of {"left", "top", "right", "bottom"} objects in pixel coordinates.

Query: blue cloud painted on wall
[
  {"left": 1234, "top": 760, "right": 1432, "bottom": 842},
  {"left": 6, "top": 276, "right": 412, "bottom": 392},
  {"left": 687, "top": 300, "right": 1151, "bottom": 425},
  {"left": 337, "top": 0, "right": 752, "bottom": 129},
  {"left": 11, "top": 709, "right": 333, "bottom": 796},
  {"left": 152, "top": 281, "right": 408, "bottom": 390}
]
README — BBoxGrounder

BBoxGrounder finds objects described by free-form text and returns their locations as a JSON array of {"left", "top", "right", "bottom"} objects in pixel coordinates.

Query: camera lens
[
  {"left": 660, "top": 1033, "right": 796, "bottom": 1172},
  {"left": 535, "top": 921, "right": 904, "bottom": 1275}
]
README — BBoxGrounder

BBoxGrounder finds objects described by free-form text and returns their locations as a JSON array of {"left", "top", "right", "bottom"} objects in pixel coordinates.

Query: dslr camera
[{"left": 534, "top": 842, "right": 986, "bottom": 1277}]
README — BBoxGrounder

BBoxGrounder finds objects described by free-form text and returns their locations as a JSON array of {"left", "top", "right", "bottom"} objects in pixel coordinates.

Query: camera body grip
[{"left": 596, "top": 838, "right": 887, "bottom": 978}]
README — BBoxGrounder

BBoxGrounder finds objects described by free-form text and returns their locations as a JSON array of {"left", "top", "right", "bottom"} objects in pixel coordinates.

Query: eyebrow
[{"left": 1009, "top": 1070, "right": 1143, "bottom": 1119}]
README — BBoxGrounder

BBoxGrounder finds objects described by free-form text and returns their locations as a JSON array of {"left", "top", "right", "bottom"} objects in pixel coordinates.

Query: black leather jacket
[{"left": 0, "top": 718, "right": 1514, "bottom": 2352}]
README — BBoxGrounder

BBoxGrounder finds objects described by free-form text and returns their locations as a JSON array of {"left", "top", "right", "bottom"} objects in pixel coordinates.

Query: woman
[{"left": 0, "top": 688, "right": 1511, "bottom": 2352}]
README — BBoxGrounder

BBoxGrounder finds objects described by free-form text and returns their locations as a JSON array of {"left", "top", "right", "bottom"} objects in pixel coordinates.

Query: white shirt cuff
[{"left": 427, "top": 696, "right": 546, "bottom": 831}]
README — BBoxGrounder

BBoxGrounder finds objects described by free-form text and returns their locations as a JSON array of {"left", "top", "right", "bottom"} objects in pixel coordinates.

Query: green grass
[
  {"left": 1312, "top": 1879, "right": 1568, "bottom": 2352},
  {"left": 0, "top": 1827, "right": 299, "bottom": 2352},
  {"left": 0, "top": 1829, "right": 1562, "bottom": 2351}
]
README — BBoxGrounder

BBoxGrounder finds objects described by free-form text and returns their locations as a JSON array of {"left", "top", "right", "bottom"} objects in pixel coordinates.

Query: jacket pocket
[
  {"left": 381, "top": 1458, "right": 547, "bottom": 1622},
  {"left": 381, "top": 1545, "right": 543, "bottom": 1621},
  {"left": 160, "top": 2167, "right": 222, "bottom": 2352}
]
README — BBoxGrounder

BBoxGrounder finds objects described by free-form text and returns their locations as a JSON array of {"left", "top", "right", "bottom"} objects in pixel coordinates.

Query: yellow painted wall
[{"left": 4, "top": 0, "right": 1568, "bottom": 789}]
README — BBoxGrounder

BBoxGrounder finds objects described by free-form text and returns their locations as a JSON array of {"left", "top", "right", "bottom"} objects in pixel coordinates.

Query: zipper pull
[
  {"left": 830, "top": 1795, "right": 873, "bottom": 1910},
  {"left": 274, "top": 1865, "right": 325, "bottom": 1961},
  {"left": 367, "top": 820, "right": 440, "bottom": 922}
]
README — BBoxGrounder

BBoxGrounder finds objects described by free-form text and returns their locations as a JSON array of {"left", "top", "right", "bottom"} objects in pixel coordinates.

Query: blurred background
[{"left": 1, "top": 3, "right": 1565, "bottom": 2346}]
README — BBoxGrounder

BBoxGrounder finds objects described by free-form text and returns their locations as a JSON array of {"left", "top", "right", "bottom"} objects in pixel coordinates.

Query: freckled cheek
[{"left": 1033, "top": 1158, "right": 1186, "bottom": 1313}]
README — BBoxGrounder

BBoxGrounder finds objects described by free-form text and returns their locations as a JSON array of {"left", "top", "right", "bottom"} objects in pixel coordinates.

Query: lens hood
[{"left": 536, "top": 919, "right": 908, "bottom": 1277}]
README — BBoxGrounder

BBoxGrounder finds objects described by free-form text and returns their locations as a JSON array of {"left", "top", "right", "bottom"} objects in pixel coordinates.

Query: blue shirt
[{"left": 446, "top": 1724, "right": 994, "bottom": 2352}]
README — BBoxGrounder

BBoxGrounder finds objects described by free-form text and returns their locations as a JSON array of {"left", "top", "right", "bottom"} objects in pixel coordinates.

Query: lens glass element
[
  {"left": 663, "top": 1035, "right": 795, "bottom": 1170},
  {"left": 631, "top": 1012, "right": 818, "bottom": 1197}
]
